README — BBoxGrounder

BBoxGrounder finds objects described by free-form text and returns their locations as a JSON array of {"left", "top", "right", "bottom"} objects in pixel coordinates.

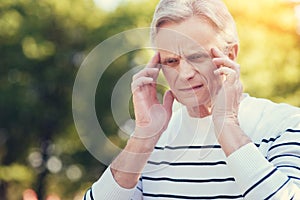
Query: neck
[
  {"left": 186, "top": 93, "right": 247, "bottom": 118},
  {"left": 186, "top": 104, "right": 212, "bottom": 118}
]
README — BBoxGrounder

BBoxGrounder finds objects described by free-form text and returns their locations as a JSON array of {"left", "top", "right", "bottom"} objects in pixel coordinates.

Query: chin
[{"left": 177, "top": 96, "right": 209, "bottom": 108}]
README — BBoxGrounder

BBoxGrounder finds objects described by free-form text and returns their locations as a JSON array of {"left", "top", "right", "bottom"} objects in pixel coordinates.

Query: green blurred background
[{"left": 0, "top": 0, "right": 299, "bottom": 199}]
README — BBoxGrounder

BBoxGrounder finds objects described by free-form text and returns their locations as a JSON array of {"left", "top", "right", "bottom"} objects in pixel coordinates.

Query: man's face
[{"left": 155, "top": 16, "right": 223, "bottom": 109}]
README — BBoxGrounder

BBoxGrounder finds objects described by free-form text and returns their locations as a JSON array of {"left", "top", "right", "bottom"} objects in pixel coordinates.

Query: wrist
[
  {"left": 216, "top": 123, "right": 251, "bottom": 156},
  {"left": 128, "top": 133, "right": 160, "bottom": 154},
  {"left": 110, "top": 136, "right": 159, "bottom": 186},
  {"left": 213, "top": 115, "right": 239, "bottom": 133}
]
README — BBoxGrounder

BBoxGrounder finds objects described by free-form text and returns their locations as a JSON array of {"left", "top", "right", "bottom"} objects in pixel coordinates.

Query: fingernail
[
  {"left": 211, "top": 48, "right": 220, "bottom": 56},
  {"left": 211, "top": 48, "right": 216, "bottom": 54},
  {"left": 156, "top": 52, "right": 160, "bottom": 58}
]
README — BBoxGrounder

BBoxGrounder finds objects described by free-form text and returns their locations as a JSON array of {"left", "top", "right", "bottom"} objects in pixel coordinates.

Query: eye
[{"left": 163, "top": 58, "right": 180, "bottom": 67}]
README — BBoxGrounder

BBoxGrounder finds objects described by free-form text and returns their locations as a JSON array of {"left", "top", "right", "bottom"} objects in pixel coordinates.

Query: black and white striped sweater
[{"left": 85, "top": 94, "right": 300, "bottom": 200}]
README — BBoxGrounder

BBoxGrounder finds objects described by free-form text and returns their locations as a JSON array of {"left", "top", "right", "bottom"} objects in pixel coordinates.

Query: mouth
[{"left": 179, "top": 84, "right": 204, "bottom": 92}]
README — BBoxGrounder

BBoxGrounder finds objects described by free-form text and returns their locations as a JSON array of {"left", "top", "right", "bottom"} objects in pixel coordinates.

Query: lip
[{"left": 179, "top": 84, "right": 204, "bottom": 92}]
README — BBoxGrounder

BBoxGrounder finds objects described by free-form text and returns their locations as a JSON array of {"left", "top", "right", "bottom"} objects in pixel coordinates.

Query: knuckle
[
  {"left": 131, "top": 82, "right": 136, "bottom": 92},
  {"left": 132, "top": 73, "right": 138, "bottom": 81},
  {"left": 132, "top": 70, "right": 145, "bottom": 81}
]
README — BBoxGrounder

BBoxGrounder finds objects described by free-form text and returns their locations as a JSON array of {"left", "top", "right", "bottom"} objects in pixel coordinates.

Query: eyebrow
[
  {"left": 185, "top": 52, "right": 210, "bottom": 58},
  {"left": 161, "top": 52, "right": 209, "bottom": 62}
]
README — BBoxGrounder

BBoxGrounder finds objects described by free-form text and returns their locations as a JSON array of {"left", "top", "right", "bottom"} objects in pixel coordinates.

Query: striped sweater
[{"left": 84, "top": 94, "right": 300, "bottom": 199}]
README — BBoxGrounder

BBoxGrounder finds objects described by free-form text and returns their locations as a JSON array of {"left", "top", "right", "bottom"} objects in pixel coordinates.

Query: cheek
[
  {"left": 194, "top": 62, "right": 216, "bottom": 78},
  {"left": 194, "top": 62, "right": 221, "bottom": 91},
  {"left": 162, "top": 67, "right": 177, "bottom": 87}
]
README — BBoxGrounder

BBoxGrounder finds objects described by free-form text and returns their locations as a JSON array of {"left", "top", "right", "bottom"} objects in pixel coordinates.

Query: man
[{"left": 84, "top": 0, "right": 300, "bottom": 199}]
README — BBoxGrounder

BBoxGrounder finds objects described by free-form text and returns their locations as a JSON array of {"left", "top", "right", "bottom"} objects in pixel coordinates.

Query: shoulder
[
  {"left": 240, "top": 94, "right": 300, "bottom": 121},
  {"left": 239, "top": 94, "right": 300, "bottom": 139}
]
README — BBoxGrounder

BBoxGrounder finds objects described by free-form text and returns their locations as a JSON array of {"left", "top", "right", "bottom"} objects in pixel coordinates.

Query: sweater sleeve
[
  {"left": 226, "top": 128, "right": 300, "bottom": 200},
  {"left": 82, "top": 167, "right": 143, "bottom": 200}
]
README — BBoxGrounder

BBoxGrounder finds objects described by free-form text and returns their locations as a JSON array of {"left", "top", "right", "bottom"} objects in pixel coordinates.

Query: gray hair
[{"left": 150, "top": 0, "right": 239, "bottom": 48}]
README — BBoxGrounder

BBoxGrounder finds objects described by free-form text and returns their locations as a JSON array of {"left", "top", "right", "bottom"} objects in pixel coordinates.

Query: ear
[{"left": 228, "top": 43, "right": 239, "bottom": 61}]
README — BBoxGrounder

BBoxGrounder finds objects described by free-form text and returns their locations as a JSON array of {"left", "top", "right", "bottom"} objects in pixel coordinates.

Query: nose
[{"left": 178, "top": 59, "right": 196, "bottom": 80}]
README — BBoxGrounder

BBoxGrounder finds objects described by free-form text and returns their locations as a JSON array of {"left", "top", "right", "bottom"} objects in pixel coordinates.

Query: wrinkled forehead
[{"left": 154, "top": 28, "right": 210, "bottom": 56}]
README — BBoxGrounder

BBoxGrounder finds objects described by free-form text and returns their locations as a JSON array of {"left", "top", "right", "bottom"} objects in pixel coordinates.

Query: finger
[
  {"left": 214, "top": 67, "right": 237, "bottom": 85},
  {"left": 237, "top": 81, "right": 243, "bottom": 94},
  {"left": 212, "top": 58, "right": 236, "bottom": 68},
  {"left": 132, "top": 68, "right": 159, "bottom": 81},
  {"left": 211, "top": 47, "right": 226, "bottom": 58},
  {"left": 162, "top": 90, "right": 175, "bottom": 129},
  {"left": 131, "top": 77, "right": 154, "bottom": 92},
  {"left": 146, "top": 52, "right": 161, "bottom": 69},
  {"left": 163, "top": 90, "right": 175, "bottom": 116},
  {"left": 212, "top": 58, "right": 240, "bottom": 75}
]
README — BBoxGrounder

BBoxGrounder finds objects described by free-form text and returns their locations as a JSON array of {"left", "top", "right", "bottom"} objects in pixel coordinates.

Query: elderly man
[{"left": 84, "top": 0, "right": 300, "bottom": 199}]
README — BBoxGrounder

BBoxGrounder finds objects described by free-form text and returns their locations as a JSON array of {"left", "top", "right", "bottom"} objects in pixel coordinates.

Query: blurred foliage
[
  {"left": 226, "top": 0, "right": 300, "bottom": 105},
  {"left": 0, "top": 0, "right": 299, "bottom": 199}
]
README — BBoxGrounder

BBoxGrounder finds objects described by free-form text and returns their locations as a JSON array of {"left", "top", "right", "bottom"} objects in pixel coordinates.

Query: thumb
[{"left": 163, "top": 90, "right": 175, "bottom": 120}]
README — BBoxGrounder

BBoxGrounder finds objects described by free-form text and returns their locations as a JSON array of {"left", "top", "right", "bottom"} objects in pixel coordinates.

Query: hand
[
  {"left": 131, "top": 52, "right": 175, "bottom": 139},
  {"left": 211, "top": 48, "right": 243, "bottom": 135}
]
